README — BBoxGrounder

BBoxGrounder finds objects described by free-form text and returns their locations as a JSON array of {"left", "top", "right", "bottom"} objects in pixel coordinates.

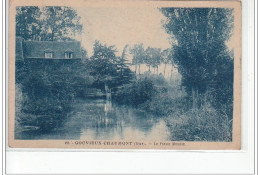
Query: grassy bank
[{"left": 113, "top": 73, "right": 233, "bottom": 141}]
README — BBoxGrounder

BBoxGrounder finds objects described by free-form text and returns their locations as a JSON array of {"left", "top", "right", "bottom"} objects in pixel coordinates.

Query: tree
[
  {"left": 116, "top": 45, "right": 135, "bottom": 85},
  {"left": 90, "top": 41, "right": 117, "bottom": 77},
  {"left": 144, "top": 47, "right": 153, "bottom": 72},
  {"left": 16, "top": 6, "right": 83, "bottom": 41},
  {"left": 89, "top": 41, "right": 117, "bottom": 93},
  {"left": 16, "top": 7, "right": 42, "bottom": 40},
  {"left": 89, "top": 41, "right": 133, "bottom": 91},
  {"left": 145, "top": 47, "right": 161, "bottom": 74},
  {"left": 161, "top": 8, "right": 234, "bottom": 109},
  {"left": 151, "top": 48, "right": 161, "bottom": 74},
  {"left": 81, "top": 47, "right": 88, "bottom": 59},
  {"left": 130, "top": 44, "right": 145, "bottom": 75},
  {"left": 161, "top": 49, "right": 171, "bottom": 76},
  {"left": 41, "top": 7, "right": 82, "bottom": 41},
  {"left": 118, "top": 45, "right": 132, "bottom": 77}
]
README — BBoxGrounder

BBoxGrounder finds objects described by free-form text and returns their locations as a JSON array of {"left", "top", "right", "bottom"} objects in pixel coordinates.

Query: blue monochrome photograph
[{"left": 12, "top": 3, "right": 241, "bottom": 149}]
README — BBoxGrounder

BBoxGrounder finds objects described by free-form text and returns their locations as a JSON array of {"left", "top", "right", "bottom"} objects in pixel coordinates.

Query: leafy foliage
[
  {"left": 130, "top": 44, "right": 146, "bottom": 74},
  {"left": 113, "top": 76, "right": 156, "bottom": 106},
  {"left": 144, "top": 47, "right": 161, "bottom": 73},
  {"left": 165, "top": 103, "right": 232, "bottom": 141},
  {"left": 41, "top": 7, "right": 82, "bottom": 41},
  {"left": 89, "top": 41, "right": 134, "bottom": 90},
  {"left": 15, "top": 59, "right": 93, "bottom": 132},
  {"left": 16, "top": 6, "right": 82, "bottom": 41},
  {"left": 161, "top": 8, "right": 234, "bottom": 109},
  {"left": 16, "top": 7, "right": 42, "bottom": 40}
]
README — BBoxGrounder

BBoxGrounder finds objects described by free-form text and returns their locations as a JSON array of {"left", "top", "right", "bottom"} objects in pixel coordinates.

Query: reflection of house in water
[{"left": 15, "top": 37, "right": 82, "bottom": 61}]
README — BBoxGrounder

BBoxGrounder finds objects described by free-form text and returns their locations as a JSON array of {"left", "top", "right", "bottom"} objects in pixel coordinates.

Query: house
[{"left": 15, "top": 37, "right": 82, "bottom": 61}]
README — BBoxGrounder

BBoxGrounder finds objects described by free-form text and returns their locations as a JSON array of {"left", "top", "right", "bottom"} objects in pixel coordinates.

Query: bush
[
  {"left": 15, "top": 59, "right": 94, "bottom": 133},
  {"left": 113, "top": 77, "right": 156, "bottom": 107},
  {"left": 164, "top": 102, "right": 232, "bottom": 141},
  {"left": 142, "top": 72, "right": 166, "bottom": 86},
  {"left": 140, "top": 92, "right": 188, "bottom": 116},
  {"left": 113, "top": 73, "right": 187, "bottom": 116},
  {"left": 15, "top": 82, "right": 70, "bottom": 133}
]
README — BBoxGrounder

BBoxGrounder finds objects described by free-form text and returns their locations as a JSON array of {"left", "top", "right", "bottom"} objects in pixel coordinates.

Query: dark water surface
[{"left": 16, "top": 99, "right": 170, "bottom": 140}]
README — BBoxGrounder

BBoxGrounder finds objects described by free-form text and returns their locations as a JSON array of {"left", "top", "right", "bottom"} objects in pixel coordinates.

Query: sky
[
  {"left": 73, "top": 7, "right": 234, "bottom": 77},
  {"left": 75, "top": 7, "right": 171, "bottom": 57}
]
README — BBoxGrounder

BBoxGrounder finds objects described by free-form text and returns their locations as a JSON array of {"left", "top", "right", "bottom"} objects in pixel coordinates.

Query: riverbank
[
  {"left": 15, "top": 98, "right": 171, "bottom": 140},
  {"left": 112, "top": 73, "right": 232, "bottom": 141}
]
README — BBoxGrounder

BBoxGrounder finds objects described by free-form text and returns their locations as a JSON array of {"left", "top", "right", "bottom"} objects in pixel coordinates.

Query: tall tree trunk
[
  {"left": 135, "top": 64, "right": 137, "bottom": 74},
  {"left": 170, "top": 65, "right": 174, "bottom": 79},
  {"left": 157, "top": 66, "right": 159, "bottom": 74},
  {"left": 164, "top": 63, "right": 167, "bottom": 76},
  {"left": 148, "top": 65, "right": 151, "bottom": 72},
  {"left": 104, "top": 83, "right": 111, "bottom": 100},
  {"left": 192, "top": 87, "right": 199, "bottom": 111},
  {"left": 104, "top": 83, "right": 112, "bottom": 117},
  {"left": 138, "top": 64, "right": 141, "bottom": 75}
]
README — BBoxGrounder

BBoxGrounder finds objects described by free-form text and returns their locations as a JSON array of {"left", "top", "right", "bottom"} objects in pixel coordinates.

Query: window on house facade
[
  {"left": 45, "top": 52, "right": 53, "bottom": 58},
  {"left": 65, "top": 52, "right": 73, "bottom": 59}
]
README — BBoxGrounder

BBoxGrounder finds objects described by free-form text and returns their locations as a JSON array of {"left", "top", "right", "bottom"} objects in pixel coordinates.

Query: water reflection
[{"left": 16, "top": 99, "right": 170, "bottom": 140}]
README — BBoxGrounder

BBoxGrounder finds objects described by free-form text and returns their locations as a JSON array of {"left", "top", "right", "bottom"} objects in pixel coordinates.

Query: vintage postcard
[{"left": 8, "top": 0, "right": 241, "bottom": 149}]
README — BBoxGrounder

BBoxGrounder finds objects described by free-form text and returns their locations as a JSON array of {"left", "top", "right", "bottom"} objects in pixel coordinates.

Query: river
[{"left": 16, "top": 98, "right": 171, "bottom": 140}]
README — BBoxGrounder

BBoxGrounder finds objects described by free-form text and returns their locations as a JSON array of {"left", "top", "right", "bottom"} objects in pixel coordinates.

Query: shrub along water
[
  {"left": 113, "top": 76, "right": 156, "bottom": 107},
  {"left": 113, "top": 73, "right": 232, "bottom": 141},
  {"left": 15, "top": 59, "right": 93, "bottom": 134},
  {"left": 164, "top": 102, "right": 232, "bottom": 141}
]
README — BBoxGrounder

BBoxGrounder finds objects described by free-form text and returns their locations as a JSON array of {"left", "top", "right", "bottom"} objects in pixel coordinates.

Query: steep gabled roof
[{"left": 23, "top": 40, "right": 82, "bottom": 59}]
